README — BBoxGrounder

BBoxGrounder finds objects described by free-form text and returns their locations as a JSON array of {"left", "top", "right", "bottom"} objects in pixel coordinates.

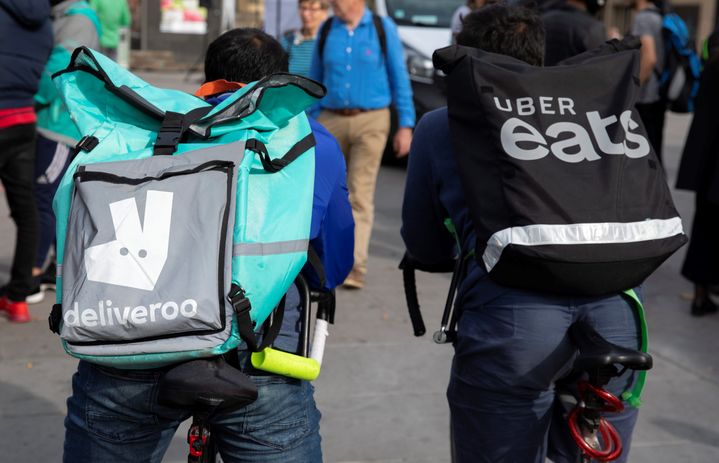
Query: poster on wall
[{"left": 160, "top": 0, "right": 207, "bottom": 34}]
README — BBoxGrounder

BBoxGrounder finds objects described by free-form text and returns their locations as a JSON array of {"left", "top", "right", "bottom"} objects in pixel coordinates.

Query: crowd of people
[
  {"left": 0, "top": 0, "right": 130, "bottom": 322},
  {"left": 0, "top": 0, "right": 718, "bottom": 462}
]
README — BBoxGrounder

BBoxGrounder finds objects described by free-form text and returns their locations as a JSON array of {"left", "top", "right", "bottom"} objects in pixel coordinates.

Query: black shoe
[
  {"left": 40, "top": 262, "right": 56, "bottom": 291},
  {"left": 25, "top": 263, "right": 57, "bottom": 304},
  {"left": 691, "top": 298, "right": 718, "bottom": 317}
]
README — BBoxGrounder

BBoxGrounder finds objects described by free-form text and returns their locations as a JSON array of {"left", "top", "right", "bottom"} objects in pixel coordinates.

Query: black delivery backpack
[{"left": 432, "top": 39, "right": 687, "bottom": 296}]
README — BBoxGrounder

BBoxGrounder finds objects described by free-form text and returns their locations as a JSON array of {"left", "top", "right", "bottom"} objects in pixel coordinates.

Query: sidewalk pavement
[{"left": 1, "top": 71, "right": 718, "bottom": 462}]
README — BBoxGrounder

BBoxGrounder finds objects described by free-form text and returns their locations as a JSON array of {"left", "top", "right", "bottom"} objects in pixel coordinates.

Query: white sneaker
[{"left": 26, "top": 288, "right": 45, "bottom": 304}]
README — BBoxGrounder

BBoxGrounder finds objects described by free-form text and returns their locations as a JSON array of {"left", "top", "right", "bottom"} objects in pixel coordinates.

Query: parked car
[{"left": 370, "top": 0, "right": 464, "bottom": 162}]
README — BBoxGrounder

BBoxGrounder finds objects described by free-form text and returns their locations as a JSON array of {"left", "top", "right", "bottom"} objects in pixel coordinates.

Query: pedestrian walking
[
  {"left": 28, "top": 0, "right": 101, "bottom": 304},
  {"left": 631, "top": 0, "right": 666, "bottom": 162},
  {"left": 280, "top": 0, "right": 330, "bottom": 78},
  {"left": 89, "top": 0, "right": 131, "bottom": 60},
  {"left": 310, "top": 0, "right": 415, "bottom": 289},
  {"left": 676, "top": 55, "right": 719, "bottom": 316},
  {"left": 0, "top": 0, "right": 53, "bottom": 322}
]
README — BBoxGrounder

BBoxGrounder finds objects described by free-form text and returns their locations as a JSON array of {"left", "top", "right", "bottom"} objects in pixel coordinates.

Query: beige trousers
[{"left": 318, "top": 108, "right": 391, "bottom": 275}]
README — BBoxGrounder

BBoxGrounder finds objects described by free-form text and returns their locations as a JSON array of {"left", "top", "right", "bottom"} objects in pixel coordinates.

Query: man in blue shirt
[
  {"left": 402, "top": 6, "right": 642, "bottom": 462},
  {"left": 63, "top": 28, "right": 354, "bottom": 463},
  {"left": 310, "top": 0, "right": 415, "bottom": 289}
]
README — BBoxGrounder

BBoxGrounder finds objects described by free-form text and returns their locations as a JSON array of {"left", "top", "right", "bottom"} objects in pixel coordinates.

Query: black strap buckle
[
  {"left": 76, "top": 135, "right": 99, "bottom": 153},
  {"left": 154, "top": 131, "right": 181, "bottom": 151},
  {"left": 49, "top": 304, "right": 62, "bottom": 334},
  {"left": 155, "top": 124, "right": 182, "bottom": 148},
  {"left": 229, "top": 285, "right": 252, "bottom": 316},
  {"left": 153, "top": 111, "right": 186, "bottom": 155}
]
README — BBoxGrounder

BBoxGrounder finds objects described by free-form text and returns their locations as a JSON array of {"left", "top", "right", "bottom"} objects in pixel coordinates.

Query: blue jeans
[
  {"left": 448, "top": 291, "right": 641, "bottom": 463},
  {"left": 64, "top": 358, "right": 322, "bottom": 462}
]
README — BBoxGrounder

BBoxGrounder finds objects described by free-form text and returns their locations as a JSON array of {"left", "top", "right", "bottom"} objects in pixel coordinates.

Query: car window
[{"left": 384, "top": 0, "right": 465, "bottom": 27}]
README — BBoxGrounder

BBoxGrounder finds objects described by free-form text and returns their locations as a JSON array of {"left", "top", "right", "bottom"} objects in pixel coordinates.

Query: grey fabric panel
[
  {"left": 52, "top": 1, "right": 101, "bottom": 51},
  {"left": 233, "top": 239, "right": 309, "bottom": 256},
  {"left": 66, "top": 320, "right": 234, "bottom": 355},
  {"left": 61, "top": 142, "right": 243, "bottom": 355}
]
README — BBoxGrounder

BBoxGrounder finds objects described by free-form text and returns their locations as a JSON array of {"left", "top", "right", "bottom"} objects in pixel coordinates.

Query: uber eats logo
[
  {"left": 65, "top": 190, "right": 199, "bottom": 328},
  {"left": 495, "top": 96, "right": 650, "bottom": 162}
]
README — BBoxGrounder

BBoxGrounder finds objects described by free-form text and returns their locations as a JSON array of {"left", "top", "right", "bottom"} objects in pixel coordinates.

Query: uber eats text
[{"left": 495, "top": 96, "right": 650, "bottom": 162}]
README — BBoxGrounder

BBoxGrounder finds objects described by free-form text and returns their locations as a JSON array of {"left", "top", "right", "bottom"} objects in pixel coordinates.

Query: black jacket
[
  {"left": 542, "top": 3, "right": 606, "bottom": 66},
  {"left": 676, "top": 57, "right": 719, "bottom": 204},
  {"left": 0, "top": 0, "right": 53, "bottom": 109}
]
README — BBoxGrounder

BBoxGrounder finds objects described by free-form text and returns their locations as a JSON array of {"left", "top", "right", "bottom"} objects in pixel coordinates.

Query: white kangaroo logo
[{"left": 85, "top": 191, "right": 174, "bottom": 291}]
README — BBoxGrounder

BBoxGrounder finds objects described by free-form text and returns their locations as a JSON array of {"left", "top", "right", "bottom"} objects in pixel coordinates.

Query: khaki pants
[{"left": 318, "top": 108, "right": 390, "bottom": 275}]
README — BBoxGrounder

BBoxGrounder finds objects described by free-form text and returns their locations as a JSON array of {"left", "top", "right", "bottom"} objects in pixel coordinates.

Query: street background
[{"left": 1, "top": 71, "right": 718, "bottom": 462}]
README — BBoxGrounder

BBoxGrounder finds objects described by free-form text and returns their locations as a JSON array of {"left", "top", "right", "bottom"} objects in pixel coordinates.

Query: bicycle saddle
[
  {"left": 158, "top": 356, "right": 258, "bottom": 414},
  {"left": 569, "top": 321, "right": 653, "bottom": 372}
]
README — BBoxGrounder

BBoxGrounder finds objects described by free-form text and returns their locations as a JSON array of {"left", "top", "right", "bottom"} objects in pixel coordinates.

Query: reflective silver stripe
[
  {"left": 233, "top": 239, "right": 309, "bottom": 256},
  {"left": 57, "top": 264, "right": 62, "bottom": 277},
  {"left": 482, "top": 217, "right": 685, "bottom": 272}
]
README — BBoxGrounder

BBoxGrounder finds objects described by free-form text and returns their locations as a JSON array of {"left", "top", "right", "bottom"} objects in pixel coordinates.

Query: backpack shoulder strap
[
  {"left": 319, "top": 15, "right": 387, "bottom": 61},
  {"left": 372, "top": 14, "right": 388, "bottom": 61},
  {"left": 318, "top": 17, "right": 334, "bottom": 60},
  {"left": 230, "top": 284, "right": 286, "bottom": 352}
]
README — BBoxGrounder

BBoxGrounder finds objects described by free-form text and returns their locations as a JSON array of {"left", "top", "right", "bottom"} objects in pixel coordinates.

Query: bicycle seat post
[
  {"left": 187, "top": 398, "right": 223, "bottom": 463},
  {"left": 586, "top": 365, "right": 619, "bottom": 390},
  {"left": 188, "top": 417, "right": 210, "bottom": 463},
  {"left": 565, "top": 321, "right": 654, "bottom": 462}
]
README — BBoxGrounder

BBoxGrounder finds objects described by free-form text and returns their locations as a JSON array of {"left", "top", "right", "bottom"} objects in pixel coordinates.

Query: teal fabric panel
[
  {"left": 36, "top": 46, "right": 82, "bottom": 144},
  {"left": 233, "top": 116, "right": 315, "bottom": 327}
]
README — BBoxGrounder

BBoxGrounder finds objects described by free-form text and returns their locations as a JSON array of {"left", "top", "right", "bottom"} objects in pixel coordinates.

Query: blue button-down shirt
[{"left": 310, "top": 9, "right": 416, "bottom": 128}]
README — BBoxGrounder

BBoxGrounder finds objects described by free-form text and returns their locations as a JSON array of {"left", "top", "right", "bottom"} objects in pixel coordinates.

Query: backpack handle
[
  {"left": 189, "top": 74, "right": 326, "bottom": 139},
  {"left": 245, "top": 133, "right": 316, "bottom": 173},
  {"left": 56, "top": 48, "right": 326, "bottom": 141}
]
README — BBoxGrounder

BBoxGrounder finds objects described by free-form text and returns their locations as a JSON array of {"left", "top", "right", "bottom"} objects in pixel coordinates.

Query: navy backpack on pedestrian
[{"left": 659, "top": 13, "right": 701, "bottom": 113}]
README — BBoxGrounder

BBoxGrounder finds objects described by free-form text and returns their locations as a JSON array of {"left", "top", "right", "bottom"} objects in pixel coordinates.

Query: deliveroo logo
[{"left": 84, "top": 190, "right": 174, "bottom": 291}]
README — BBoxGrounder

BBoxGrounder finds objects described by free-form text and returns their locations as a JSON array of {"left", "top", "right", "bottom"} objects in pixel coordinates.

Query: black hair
[
  {"left": 456, "top": 3, "right": 545, "bottom": 66},
  {"left": 204, "top": 28, "right": 289, "bottom": 84}
]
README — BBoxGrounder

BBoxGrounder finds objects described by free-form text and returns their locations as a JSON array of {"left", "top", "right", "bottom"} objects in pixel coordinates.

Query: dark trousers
[
  {"left": 0, "top": 123, "right": 38, "bottom": 300},
  {"left": 682, "top": 196, "right": 719, "bottom": 285},
  {"left": 635, "top": 100, "right": 666, "bottom": 164},
  {"left": 448, "top": 291, "right": 640, "bottom": 462}
]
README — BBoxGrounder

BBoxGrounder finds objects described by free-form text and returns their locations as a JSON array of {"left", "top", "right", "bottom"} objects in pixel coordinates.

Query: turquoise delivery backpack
[{"left": 48, "top": 47, "right": 325, "bottom": 368}]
